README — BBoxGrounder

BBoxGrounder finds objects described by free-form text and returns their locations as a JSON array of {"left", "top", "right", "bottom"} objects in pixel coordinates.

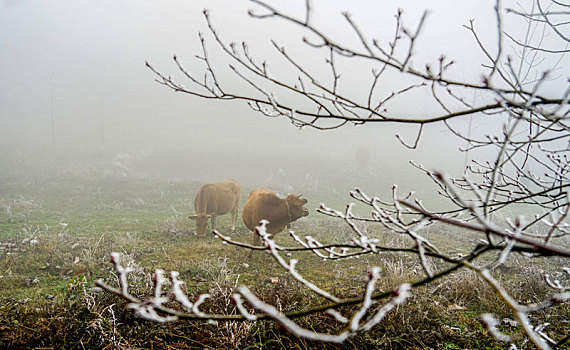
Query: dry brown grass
[{"left": 1, "top": 165, "right": 568, "bottom": 349}]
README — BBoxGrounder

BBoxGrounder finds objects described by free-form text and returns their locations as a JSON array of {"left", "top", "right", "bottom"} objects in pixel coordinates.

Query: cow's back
[
  {"left": 242, "top": 189, "right": 269, "bottom": 231},
  {"left": 195, "top": 179, "right": 241, "bottom": 215},
  {"left": 242, "top": 188, "right": 287, "bottom": 233},
  {"left": 212, "top": 179, "right": 241, "bottom": 214},
  {"left": 222, "top": 179, "right": 241, "bottom": 208}
]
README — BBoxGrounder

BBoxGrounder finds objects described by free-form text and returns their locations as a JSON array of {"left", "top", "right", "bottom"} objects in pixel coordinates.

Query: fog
[{"left": 0, "top": 0, "right": 552, "bottom": 196}]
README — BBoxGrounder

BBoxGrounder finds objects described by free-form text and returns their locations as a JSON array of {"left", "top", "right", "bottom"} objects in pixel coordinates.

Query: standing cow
[
  {"left": 242, "top": 188, "right": 309, "bottom": 247},
  {"left": 189, "top": 179, "right": 241, "bottom": 236}
]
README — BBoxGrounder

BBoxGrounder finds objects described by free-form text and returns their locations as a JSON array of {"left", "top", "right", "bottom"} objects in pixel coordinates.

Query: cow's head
[
  {"left": 285, "top": 194, "right": 309, "bottom": 221},
  {"left": 188, "top": 214, "right": 212, "bottom": 236}
]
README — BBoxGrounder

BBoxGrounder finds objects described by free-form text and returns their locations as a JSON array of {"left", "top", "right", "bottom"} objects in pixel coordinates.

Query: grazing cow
[
  {"left": 189, "top": 179, "right": 241, "bottom": 236},
  {"left": 242, "top": 188, "right": 309, "bottom": 247}
]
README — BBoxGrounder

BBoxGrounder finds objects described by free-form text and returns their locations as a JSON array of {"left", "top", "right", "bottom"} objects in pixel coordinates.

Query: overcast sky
[{"left": 0, "top": 0, "right": 564, "bottom": 186}]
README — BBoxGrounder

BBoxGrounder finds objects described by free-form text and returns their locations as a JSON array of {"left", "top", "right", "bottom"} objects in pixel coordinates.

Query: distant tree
[{"left": 99, "top": 1, "right": 569, "bottom": 348}]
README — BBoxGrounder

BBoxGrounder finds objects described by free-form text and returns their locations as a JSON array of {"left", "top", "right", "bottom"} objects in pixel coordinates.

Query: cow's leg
[
  {"left": 252, "top": 230, "right": 261, "bottom": 246},
  {"left": 230, "top": 207, "right": 238, "bottom": 232},
  {"left": 248, "top": 231, "right": 260, "bottom": 259},
  {"left": 211, "top": 215, "right": 216, "bottom": 232}
]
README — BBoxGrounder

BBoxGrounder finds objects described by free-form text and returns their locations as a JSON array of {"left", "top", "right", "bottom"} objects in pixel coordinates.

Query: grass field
[{"left": 0, "top": 151, "right": 568, "bottom": 349}]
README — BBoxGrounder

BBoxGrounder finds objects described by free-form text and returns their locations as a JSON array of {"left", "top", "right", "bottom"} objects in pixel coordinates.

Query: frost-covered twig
[
  {"left": 97, "top": 251, "right": 416, "bottom": 342},
  {"left": 256, "top": 220, "right": 341, "bottom": 302},
  {"left": 465, "top": 262, "right": 557, "bottom": 349},
  {"left": 99, "top": 0, "right": 570, "bottom": 346},
  {"left": 236, "top": 276, "right": 411, "bottom": 342},
  {"left": 96, "top": 253, "right": 221, "bottom": 322}
]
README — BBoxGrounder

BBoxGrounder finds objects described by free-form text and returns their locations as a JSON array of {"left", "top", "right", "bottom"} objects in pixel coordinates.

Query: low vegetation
[{"left": 0, "top": 156, "right": 567, "bottom": 349}]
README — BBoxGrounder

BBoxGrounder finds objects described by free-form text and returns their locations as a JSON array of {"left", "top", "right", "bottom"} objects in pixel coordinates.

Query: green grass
[{"left": 0, "top": 159, "right": 568, "bottom": 349}]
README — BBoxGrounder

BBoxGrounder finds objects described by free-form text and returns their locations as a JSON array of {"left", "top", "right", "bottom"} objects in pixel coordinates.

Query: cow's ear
[{"left": 188, "top": 215, "right": 197, "bottom": 220}]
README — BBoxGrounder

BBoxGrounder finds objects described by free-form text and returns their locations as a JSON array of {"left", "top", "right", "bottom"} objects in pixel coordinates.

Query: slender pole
[
  {"left": 51, "top": 81, "right": 56, "bottom": 147},
  {"left": 99, "top": 74, "right": 104, "bottom": 146}
]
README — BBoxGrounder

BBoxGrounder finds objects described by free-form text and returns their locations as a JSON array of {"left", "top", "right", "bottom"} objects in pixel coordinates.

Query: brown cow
[
  {"left": 189, "top": 179, "right": 241, "bottom": 236},
  {"left": 242, "top": 188, "right": 309, "bottom": 247}
]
